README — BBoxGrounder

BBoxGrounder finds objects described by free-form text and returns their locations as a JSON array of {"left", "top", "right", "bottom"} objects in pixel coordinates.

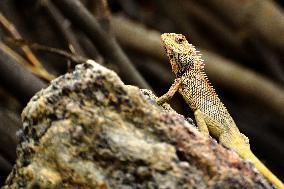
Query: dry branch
[
  {"left": 41, "top": 0, "right": 86, "bottom": 57},
  {"left": 0, "top": 45, "right": 47, "bottom": 103},
  {"left": 52, "top": 0, "right": 151, "bottom": 89},
  {"left": 0, "top": 12, "right": 55, "bottom": 81},
  {"left": 7, "top": 40, "right": 88, "bottom": 64},
  {"left": 153, "top": 0, "right": 210, "bottom": 49},
  {"left": 111, "top": 15, "right": 284, "bottom": 118},
  {"left": 198, "top": 0, "right": 284, "bottom": 52},
  {"left": 182, "top": 1, "right": 248, "bottom": 59},
  {"left": 202, "top": 50, "right": 284, "bottom": 118}
]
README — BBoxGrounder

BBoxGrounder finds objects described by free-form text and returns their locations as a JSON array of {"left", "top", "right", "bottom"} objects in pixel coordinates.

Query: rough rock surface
[{"left": 2, "top": 60, "right": 272, "bottom": 189}]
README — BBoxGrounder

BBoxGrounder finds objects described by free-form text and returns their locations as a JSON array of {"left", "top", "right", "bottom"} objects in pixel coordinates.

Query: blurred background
[{"left": 0, "top": 0, "right": 283, "bottom": 185}]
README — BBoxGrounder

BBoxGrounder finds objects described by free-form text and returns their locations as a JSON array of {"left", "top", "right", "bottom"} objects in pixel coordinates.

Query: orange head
[{"left": 161, "top": 33, "right": 203, "bottom": 76}]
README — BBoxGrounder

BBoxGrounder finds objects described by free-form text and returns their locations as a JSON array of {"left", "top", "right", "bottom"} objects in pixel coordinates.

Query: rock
[{"left": 2, "top": 60, "right": 272, "bottom": 189}]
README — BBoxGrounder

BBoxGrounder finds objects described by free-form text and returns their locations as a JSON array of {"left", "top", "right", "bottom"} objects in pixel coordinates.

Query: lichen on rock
[{"left": 2, "top": 60, "right": 272, "bottom": 189}]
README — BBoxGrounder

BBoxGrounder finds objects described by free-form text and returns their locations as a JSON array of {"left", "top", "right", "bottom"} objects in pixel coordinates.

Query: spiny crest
[
  {"left": 204, "top": 74, "right": 216, "bottom": 94},
  {"left": 161, "top": 33, "right": 204, "bottom": 76},
  {"left": 197, "top": 63, "right": 218, "bottom": 97}
]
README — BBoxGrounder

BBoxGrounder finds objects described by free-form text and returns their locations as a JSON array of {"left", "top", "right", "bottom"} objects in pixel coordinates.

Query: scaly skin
[{"left": 157, "top": 33, "right": 284, "bottom": 189}]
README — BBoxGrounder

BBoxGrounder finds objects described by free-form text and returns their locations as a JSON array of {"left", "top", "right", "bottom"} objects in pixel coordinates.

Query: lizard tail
[{"left": 244, "top": 151, "right": 284, "bottom": 189}]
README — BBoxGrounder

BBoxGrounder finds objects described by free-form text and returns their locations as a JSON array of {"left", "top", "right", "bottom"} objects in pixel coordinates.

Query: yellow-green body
[{"left": 157, "top": 33, "right": 284, "bottom": 189}]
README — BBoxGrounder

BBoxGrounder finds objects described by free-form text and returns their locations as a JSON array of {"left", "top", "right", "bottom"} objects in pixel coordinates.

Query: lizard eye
[{"left": 175, "top": 37, "right": 184, "bottom": 44}]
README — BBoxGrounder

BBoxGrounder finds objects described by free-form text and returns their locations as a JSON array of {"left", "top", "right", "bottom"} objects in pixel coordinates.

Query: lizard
[{"left": 157, "top": 33, "right": 284, "bottom": 189}]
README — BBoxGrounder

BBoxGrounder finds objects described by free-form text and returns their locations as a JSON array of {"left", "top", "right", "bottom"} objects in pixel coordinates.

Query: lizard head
[{"left": 161, "top": 33, "right": 203, "bottom": 76}]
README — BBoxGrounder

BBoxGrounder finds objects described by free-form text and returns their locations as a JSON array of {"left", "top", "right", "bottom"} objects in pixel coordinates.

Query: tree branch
[
  {"left": 52, "top": 0, "right": 151, "bottom": 89},
  {"left": 0, "top": 46, "right": 47, "bottom": 103}
]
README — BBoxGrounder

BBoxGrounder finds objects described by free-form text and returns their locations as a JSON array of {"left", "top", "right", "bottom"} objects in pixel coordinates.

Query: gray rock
[{"left": 2, "top": 60, "right": 272, "bottom": 189}]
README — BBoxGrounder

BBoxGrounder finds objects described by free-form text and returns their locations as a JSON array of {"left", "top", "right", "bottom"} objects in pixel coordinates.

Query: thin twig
[
  {"left": 0, "top": 12, "right": 42, "bottom": 66},
  {"left": 0, "top": 12, "right": 55, "bottom": 81},
  {"left": 75, "top": 32, "right": 104, "bottom": 63},
  {"left": 40, "top": 0, "right": 86, "bottom": 56},
  {"left": 0, "top": 42, "right": 54, "bottom": 81},
  {"left": 52, "top": 0, "right": 152, "bottom": 89},
  {"left": 6, "top": 38, "right": 87, "bottom": 64},
  {"left": 91, "top": 0, "right": 111, "bottom": 32},
  {"left": 0, "top": 45, "right": 47, "bottom": 103}
]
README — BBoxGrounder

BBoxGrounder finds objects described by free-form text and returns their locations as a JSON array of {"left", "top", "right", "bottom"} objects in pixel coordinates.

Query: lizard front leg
[
  {"left": 157, "top": 78, "right": 210, "bottom": 136},
  {"left": 156, "top": 78, "right": 182, "bottom": 105},
  {"left": 194, "top": 110, "right": 210, "bottom": 137}
]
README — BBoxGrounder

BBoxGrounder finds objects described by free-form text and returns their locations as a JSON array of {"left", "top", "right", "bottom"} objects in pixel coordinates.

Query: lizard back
[{"left": 180, "top": 69, "right": 238, "bottom": 137}]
